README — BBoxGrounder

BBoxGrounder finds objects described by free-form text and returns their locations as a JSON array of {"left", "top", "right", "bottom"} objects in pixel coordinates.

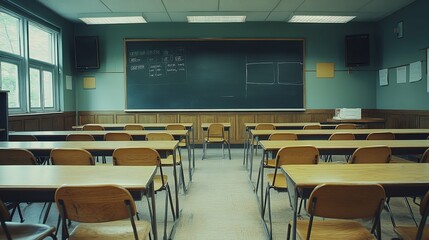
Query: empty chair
[
  {"left": 394, "top": 190, "right": 429, "bottom": 240},
  {"left": 65, "top": 133, "right": 95, "bottom": 141},
  {"left": 303, "top": 124, "right": 321, "bottom": 130},
  {"left": 146, "top": 132, "right": 186, "bottom": 193},
  {"left": 123, "top": 124, "right": 144, "bottom": 130},
  {"left": 104, "top": 132, "right": 133, "bottom": 141},
  {"left": 335, "top": 123, "right": 357, "bottom": 129},
  {"left": 50, "top": 148, "right": 94, "bottom": 165},
  {"left": 166, "top": 124, "right": 188, "bottom": 149},
  {"left": 254, "top": 124, "right": 276, "bottom": 155},
  {"left": 287, "top": 183, "right": 385, "bottom": 240},
  {"left": 55, "top": 184, "right": 151, "bottom": 240},
  {"left": 263, "top": 145, "right": 319, "bottom": 239},
  {"left": 366, "top": 131, "right": 395, "bottom": 140},
  {"left": 420, "top": 148, "right": 429, "bottom": 163},
  {"left": 0, "top": 199, "right": 56, "bottom": 240},
  {"left": 202, "top": 123, "right": 231, "bottom": 160},
  {"left": 112, "top": 147, "right": 174, "bottom": 238},
  {"left": 82, "top": 124, "right": 105, "bottom": 131},
  {"left": 325, "top": 132, "right": 356, "bottom": 162},
  {"left": 349, "top": 145, "right": 391, "bottom": 164}
]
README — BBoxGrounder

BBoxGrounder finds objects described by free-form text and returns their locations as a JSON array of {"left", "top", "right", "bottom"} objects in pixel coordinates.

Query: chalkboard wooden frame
[{"left": 124, "top": 38, "right": 305, "bottom": 112}]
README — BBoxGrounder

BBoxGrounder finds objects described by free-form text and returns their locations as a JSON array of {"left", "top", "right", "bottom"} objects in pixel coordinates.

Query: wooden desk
[
  {"left": 201, "top": 123, "right": 231, "bottom": 159},
  {"left": 0, "top": 141, "right": 182, "bottom": 219},
  {"left": 282, "top": 163, "right": 429, "bottom": 240},
  {"left": 0, "top": 165, "right": 159, "bottom": 240},
  {"left": 323, "top": 117, "right": 385, "bottom": 128}
]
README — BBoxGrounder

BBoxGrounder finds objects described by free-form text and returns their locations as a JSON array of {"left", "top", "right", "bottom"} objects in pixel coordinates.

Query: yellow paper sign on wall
[
  {"left": 83, "top": 77, "right": 96, "bottom": 89},
  {"left": 316, "top": 63, "right": 334, "bottom": 78}
]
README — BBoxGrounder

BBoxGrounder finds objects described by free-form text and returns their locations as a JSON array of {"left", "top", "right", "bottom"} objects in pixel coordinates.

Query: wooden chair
[
  {"left": 394, "top": 190, "right": 429, "bottom": 240},
  {"left": 112, "top": 147, "right": 174, "bottom": 238},
  {"left": 202, "top": 123, "right": 231, "bottom": 160},
  {"left": 335, "top": 123, "right": 357, "bottom": 129},
  {"left": 65, "top": 133, "right": 95, "bottom": 141},
  {"left": 50, "top": 148, "right": 94, "bottom": 165},
  {"left": 55, "top": 184, "right": 151, "bottom": 240},
  {"left": 146, "top": 132, "right": 186, "bottom": 193},
  {"left": 166, "top": 124, "right": 187, "bottom": 149},
  {"left": 287, "top": 183, "right": 385, "bottom": 240},
  {"left": 123, "top": 124, "right": 144, "bottom": 130},
  {"left": 0, "top": 148, "right": 37, "bottom": 223},
  {"left": 366, "top": 131, "right": 395, "bottom": 140},
  {"left": 0, "top": 199, "right": 56, "bottom": 240},
  {"left": 82, "top": 124, "right": 105, "bottom": 131},
  {"left": 104, "top": 132, "right": 133, "bottom": 141},
  {"left": 254, "top": 123, "right": 276, "bottom": 155},
  {"left": 263, "top": 146, "right": 319, "bottom": 239},
  {"left": 348, "top": 145, "right": 391, "bottom": 164},
  {"left": 303, "top": 124, "right": 321, "bottom": 130},
  {"left": 419, "top": 148, "right": 429, "bottom": 163},
  {"left": 325, "top": 132, "right": 355, "bottom": 162},
  {"left": 255, "top": 132, "right": 298, "bottom": 193}
]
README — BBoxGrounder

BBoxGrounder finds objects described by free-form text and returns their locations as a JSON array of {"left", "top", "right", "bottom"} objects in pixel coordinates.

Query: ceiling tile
[
  {"left": 274, "top": 0, "right": 305, "bottom": 12},
  {"left": 102, "top": 0, "right": 166, "bottom": 12},
  {"left": 144, "top": 12, "right": 172, "bottom": 22},
  {"left": 296, "top": 0, "right": 372, "bottom": 12},
  {"left": 162, "top": 0, "right": 219, "bottom": 12},
  {"left": 360, "top": 0, "right": 415, "bottom": 13},
  {"left": 265, "top": 11, "right": 293, "bottom": 21},
  {"left": 38, "top": 0, "right": 110, "bottom": 21},
  {"left": 219, "top": 0, "right": 279, "bottom": 11}
]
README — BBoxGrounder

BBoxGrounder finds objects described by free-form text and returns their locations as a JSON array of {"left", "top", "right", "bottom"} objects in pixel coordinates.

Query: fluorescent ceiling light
[
  {"left": 187, "top": 16, "right": 246, "bottom": 23},
  {"left": 79, "top": 16, "right": 146, "bottom": 24},
  {"left": 288, "top": 15, "right": 355, "bottom": 23}
]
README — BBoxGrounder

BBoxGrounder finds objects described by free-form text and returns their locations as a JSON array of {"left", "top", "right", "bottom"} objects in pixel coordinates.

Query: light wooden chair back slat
[
  {"left": 276, "top": 146, "right": 319, "bottom": 167},
  {"left": 207, "top": 123, "right": 225, "bottom": 141},
  {"left": 255, "top": 123, "right": 276, "bottom": 130},
  {"left": 50, "top": 148, "right": 94, "bottom": 165},
  {"left": 166, "top": 124, "right": 186, "bottom": 130},
  {"left": 366, "top": 132, "right": 395, "bottom": 140},
  {"left": 268, "top": 132, "right": 297, "bottom": 141},
  {"left": 0, "top": 148, "right": 37, "bottom": 165},
  {"left": 335, "top": 124, "right": 357, "bottom": 129},
  {"left": 66, "top": 133, "right": 95, "bottom": 141},
  {"left": 123, "top": 124, "right": 144, "bottom": 130},
  {"left": 349, "top": 145, "right": 391, "bottom": 164},
  {"left": 82, "top": 124, "right": 105, "bottom": 131},
  {"left": 420, "top": 148, "right": 429, "bottom": 163},
  {"left": 146, "top": 132, "right": 174, "bottom": 141},
  {"left": 113, "top": 147, "right": 160, "bottom": 166},
  {"left": 105, "top": 132, "right": 133, "bottom": 141},
  {"left": 328, "top": 132, "right": 355, "bottom": 141},
  {"left": 303, "top": 124, "right": 321, "bottom": 130}
]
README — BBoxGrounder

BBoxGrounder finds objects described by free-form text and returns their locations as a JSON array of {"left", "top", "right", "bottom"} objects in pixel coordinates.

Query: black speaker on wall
[
  {"left": 345, "top": 34, "right": 370, "bottom": 67},
  {"left": 74, "top": 36, "right": 100, "bottom": 69}
]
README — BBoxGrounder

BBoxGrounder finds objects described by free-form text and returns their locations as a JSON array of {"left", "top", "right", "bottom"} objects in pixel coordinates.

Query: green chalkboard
[{"left": 125, "top": 39, "right": 304, "bottom": 111}]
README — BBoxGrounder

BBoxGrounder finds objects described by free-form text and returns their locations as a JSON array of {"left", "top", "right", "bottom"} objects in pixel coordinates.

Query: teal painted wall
[
  {"left": 376, "top": 0, "right": 429, "bottom": 110},
  {"left": 74, "top": 22, "right": 377, "bottom": 111}
]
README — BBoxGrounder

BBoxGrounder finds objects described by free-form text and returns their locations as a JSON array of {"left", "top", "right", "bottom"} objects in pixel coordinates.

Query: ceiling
[{"left": 37, "top": 0, "right": 416, "bottom": 23}]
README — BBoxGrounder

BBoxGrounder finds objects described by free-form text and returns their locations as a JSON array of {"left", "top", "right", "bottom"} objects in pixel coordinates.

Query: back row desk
[
  {"left": 246, "top": 129, "right": 429, "bottom": 178},
  {"left": 9, "top": 129, "right": 194, "bottom": 182},
  {"left": 0, "top": 140, "right": 182, "bottom": 220},
  {"left": 0, "top": 165, "right": 159, "bottom": 240},
  {"left": 283, "top": 163, "right": 429, "bottom": 240}
]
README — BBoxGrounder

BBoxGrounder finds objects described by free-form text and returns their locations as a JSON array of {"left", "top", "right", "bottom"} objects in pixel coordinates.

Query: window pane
[
  {"left": 0, "top": 12, "right": 20, "bottom": 55},
  {"left": 29, "top": 23, "right": 53, "bottom": 64},
  {"left": 43, "top": 70, "right": 53, "bottom": 107},
  {"left": 0, "top": 61, "right": 20, "bottom": 107},
  {"left": 29, "top": 68, "right": 41, "bottom": 107}
]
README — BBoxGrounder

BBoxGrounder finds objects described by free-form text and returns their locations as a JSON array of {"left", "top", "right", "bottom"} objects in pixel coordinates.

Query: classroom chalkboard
[{"left": 125, "top": 39, "right": 304, "bottom": 111}]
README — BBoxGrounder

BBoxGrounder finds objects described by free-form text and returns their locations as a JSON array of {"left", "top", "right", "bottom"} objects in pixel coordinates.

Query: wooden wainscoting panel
[
  {"left": 24, "top": 119, "right": 39, "bottom": 131},
  {"left": 237, "top": 114, "right": 255, "bottom": 141},
  {"left": 52, "top": 115, "right": 65, "bottom": 130},
  {"left": 137, "top": 113, "right": 157, "bottom": 123},
  {"left": 96, "top": 114, "right": 114, "bottom": 124},
  {"left": 294, "top": 112, "right": 313, "bottom": 123},
  {"left": 40, "top": 117, "right": 54, "bottom": 131},
  {"left": 255, "top": 114, "right": 275, "bottom": 123},
  {"left": 420, "top": 116, "right": 429, "bottom": 128},
  {"left": 179, "top": 114, "right": 199, "bottom": 138},
  {"left": 158, "top": 114, "right": 178, "bottom": 123},
  {"left": 276, "top": 113, "right": 294, "bottom": 123},
  {"left": 217, "top": 114, "right": 236, "bottom": 143},
  {"left": 64, "top": 114, "right": 76, "bottom": 130},
  {"left": 116, "top": 114, "right": 136, "bottom": 124},
  {"left": 8, "top": 120, "right": 24, "bottom": 131},
  {"left": 79, "top": 115, "right": 95, "bottom": 125}
]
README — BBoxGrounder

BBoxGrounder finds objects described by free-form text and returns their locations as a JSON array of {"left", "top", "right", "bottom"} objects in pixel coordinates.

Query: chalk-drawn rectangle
[{"left": 246, "top": 62, "right": 275, "bottom": 84}]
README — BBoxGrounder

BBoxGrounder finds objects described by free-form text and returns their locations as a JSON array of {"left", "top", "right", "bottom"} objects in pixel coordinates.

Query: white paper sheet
[
  {"left": 379, "top": 69, "right": 388, "bottom": 86},
  {"left": 66, "top": 75, "right": 72, "bottom": 90},
  {"left": 409, "top": 61, "right": 422, "bottom": 83},
  {"left": 396, "top": 66, "right": 407, "bottom": 84}
]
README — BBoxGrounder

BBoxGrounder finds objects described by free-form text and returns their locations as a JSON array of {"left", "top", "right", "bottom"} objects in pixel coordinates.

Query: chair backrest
[
  {"left": 328, "top": 132, "right": 355, "bottom": 141},
  {"left": 55, "top": 184, "right": 137, "bottom": 223},
  {"left": 366, "top": 132, "right": 395, "bottom": 140},
  {"left": 123, "top": 124, "right": 144, "bottom": 130},
  {"left": 303, "top": 124, "right": 321, "bottom": 130},
  {"left": 415, "top": 191, "right": 429, "bottom": 240},
  {"left": 0, "top": 199, "right": 11, "bottom": 222},
  {"left": 8, "top": 135, "right": 38, "bottom": 141},
  {"left": 255, "top": 123, "right": 276, "bottom": 130},
  {"left": 105, "top": 132, "right": 133, "bottom": 141},
  {"left": 420, "top": 148, "right": 429, "bottom": 163},
  {"left": 0, "top": 148, "right": 37, "bottom": 165},
  {"left": 268, "top": 132, "right": 297, "bottom": 141},
  {"left": 82, "top": 124, "right": 105, "bottom": 131},
  {"left": 50, "top": 148, "right": 94, "bottom": 165},
  {"left": 166, "top": 124, "right": 186, "bottom": 130},
  {"left": 349, "top": 145, "right": 391, "bottom": 164},
  {"left": 207, "top": 123, "right": 225, "bottom": 140},
  {"left": 66, "top": 133, "right": 95, "bottom": 141},
  {"left": 335, "top": 124, "right": 357, "bottom": 129},
  {"left": 113, "top": 147, "right": 160, "bottom": 166},
  {"left": 307, "top": 183, "right": 385, "bottom": 219},
  {"left": 275, "top": 146, "right": 319, "bottom": 166},
  {"left": 145, "top": 132, "right": 174, "bottom": 141}
]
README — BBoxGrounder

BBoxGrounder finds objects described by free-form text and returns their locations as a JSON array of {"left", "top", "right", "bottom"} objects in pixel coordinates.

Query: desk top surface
[
  {"left": 251, "top": 128, "right": 429, "bottom": 136},
  {"left": 201, "top": 123, "right": 231, "bottom": 128},
  {"left": 0, "top": 140, "right": 178, "bottom": 150},
  {"left": 0, "top": 165, "right": 156, "bottom": 190},
  {"left": 324, "top": 118, "right": 385, "bottom": 123},
  {"left": 10, "top": 130, "right": 188, "bottom": 136},
  {"left": 73, "top": 123, "right": 193, "bottom": 129},
  {"left": 282, "top": 163, "right": 429, "bottom": 187}
]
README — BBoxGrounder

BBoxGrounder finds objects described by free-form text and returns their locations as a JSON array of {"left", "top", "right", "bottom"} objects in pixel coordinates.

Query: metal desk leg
[{"left": 249, "top": 134, "right": 255, "bottom": 180}]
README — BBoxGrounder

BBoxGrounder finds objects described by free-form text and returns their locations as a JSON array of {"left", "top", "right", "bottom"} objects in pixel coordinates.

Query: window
[{"left": 0, "top": 8, "right": 59, "bottom": 113}]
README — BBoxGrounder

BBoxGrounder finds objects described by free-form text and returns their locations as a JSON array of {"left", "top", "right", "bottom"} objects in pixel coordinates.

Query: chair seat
[
  {"left": 0, "top": 222, "right": 56, "bottom": 240},
  {"left": 70, "top": 220, "right": 151, "bottom": 240},
  {"left": 267, "top": 173, "right": 287, "bottom": 190},
  {"left": 161, "top": 154, "right": 181, "bottom": 166},
  {"left": 264, "top": 159, "right": 276, "bottom": 168},
  {"left": 204, "top": 137, "right": 225, "bottom": 143},
  {"left": 154, "top": 175, "right": 169, "bottom": 191},
  {"left": 296, "top": 219, "right": 376, "bottom": 240},
  {"left": 394, "top": 226, "right": 429, "bottom": 240}
]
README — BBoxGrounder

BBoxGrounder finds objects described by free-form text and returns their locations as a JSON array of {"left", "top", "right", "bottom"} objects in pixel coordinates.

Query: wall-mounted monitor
[
  {"left": 74, "top": 36, "right": 99, "bottom": 69},
  {"left": 345, "top": 34, "right": 370, "bottom": 67}
]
